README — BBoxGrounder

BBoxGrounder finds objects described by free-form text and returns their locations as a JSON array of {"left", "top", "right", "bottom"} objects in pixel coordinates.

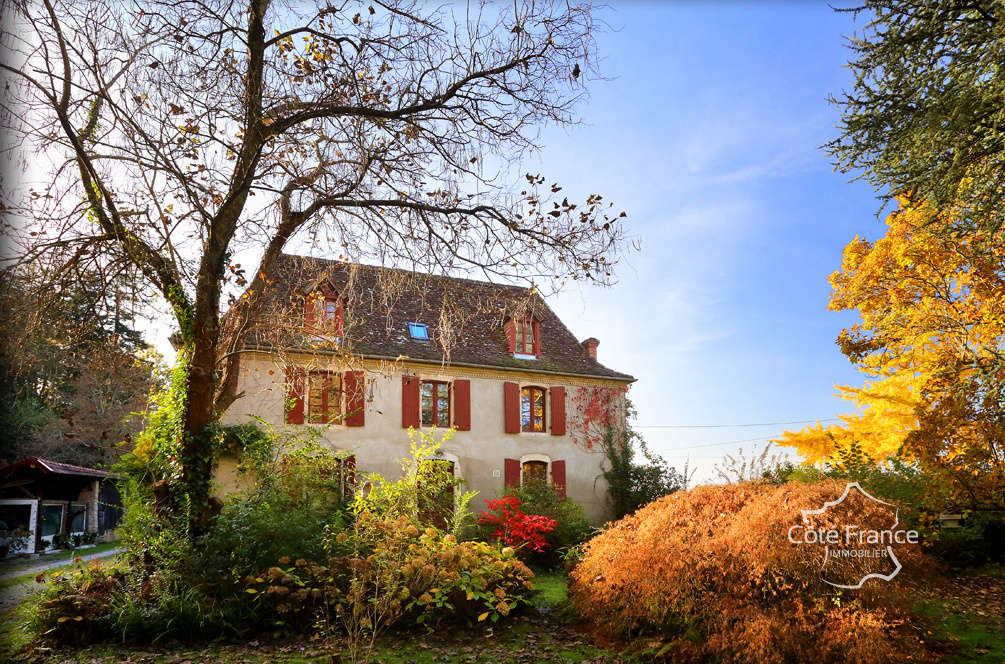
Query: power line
[
  {"left": 635, "top": 418, "right": 840, "bottom": 429},
  {"left": 657, "top": 436, "right": 779, "bottom": 451}
]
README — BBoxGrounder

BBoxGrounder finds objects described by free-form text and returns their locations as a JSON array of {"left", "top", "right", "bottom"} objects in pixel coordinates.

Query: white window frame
[
  {"left": 519, "top": 453, "right": 551, "bottom": 484},
  {"left": 0, "top": 499, "right": 38, "bottom": 555}
]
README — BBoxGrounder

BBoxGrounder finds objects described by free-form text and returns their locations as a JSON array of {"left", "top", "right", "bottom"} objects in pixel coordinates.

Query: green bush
[
  {"left": 603, "top": 425, "right": 690, "bottom": 519},
  {"left": 191, "top": 437, "right": 352, "bottom": 594}
]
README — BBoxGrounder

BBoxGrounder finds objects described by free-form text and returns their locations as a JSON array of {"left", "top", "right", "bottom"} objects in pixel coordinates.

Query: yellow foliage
[{"left": 774, "top": 199, "right": 1005, "bottom": 507}]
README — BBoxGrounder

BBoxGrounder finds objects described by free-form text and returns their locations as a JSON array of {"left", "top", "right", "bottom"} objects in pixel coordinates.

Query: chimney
[{"left": 581, "top": 337, "right": 599, "bottom": 361}]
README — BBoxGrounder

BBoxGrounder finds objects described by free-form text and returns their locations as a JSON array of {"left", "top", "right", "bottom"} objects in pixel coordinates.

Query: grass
[
  {"left": 531, "top": 570, "right": 570, "bottom": 609},
  {"left": 0, "top": 595, "right": 35, "bottom": 658},
  {"left": 915, "top": 600, "right": 1005, "bottom": 663},
  {"left": 913, "top": 564, "right": 1005, "bottom": 664}
]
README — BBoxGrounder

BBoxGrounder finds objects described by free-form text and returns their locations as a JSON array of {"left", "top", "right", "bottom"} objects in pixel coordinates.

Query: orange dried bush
[{"left": 570, "top": 481, "right": 934, "bottom": 664}]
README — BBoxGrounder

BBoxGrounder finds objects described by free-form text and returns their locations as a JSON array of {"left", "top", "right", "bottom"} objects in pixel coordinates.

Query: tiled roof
[
  {"left": 242, "top": 254, "right": 635, "bottom": 382},
  {"left": 0, "top": 457, "right": 111, "bottom": 479}
]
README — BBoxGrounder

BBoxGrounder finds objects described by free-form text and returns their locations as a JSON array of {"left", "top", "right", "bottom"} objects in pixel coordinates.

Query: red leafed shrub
[
  {"left": 477, "top": 495, "right": 558, "bottom": 553},
  {"left": 570, "top": 481, "right": 935, "bottom": 664}
]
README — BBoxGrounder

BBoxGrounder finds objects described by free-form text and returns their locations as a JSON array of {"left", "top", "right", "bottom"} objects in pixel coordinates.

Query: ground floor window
[
  {"left": 40, "top": 504, "right": 63, "bottom": 538},
  {"left": 521, "top": 459, "right": 548, "bottom": 484},
  {"left": 69, "top": 503, "right": 87, "bottom": 533}
]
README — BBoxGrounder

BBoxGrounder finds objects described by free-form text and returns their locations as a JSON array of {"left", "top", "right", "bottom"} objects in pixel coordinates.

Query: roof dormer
[
  {"left": 305, "top": 290, "right": 343, "bottom": 338},
  {"left": 505, "top": 316, "right": 540, "bottom": 359}
]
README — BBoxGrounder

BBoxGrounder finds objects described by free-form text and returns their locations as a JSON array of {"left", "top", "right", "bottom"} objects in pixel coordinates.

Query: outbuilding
[{"left": 0, "top": 457, "right": 122, "bottom": 556}]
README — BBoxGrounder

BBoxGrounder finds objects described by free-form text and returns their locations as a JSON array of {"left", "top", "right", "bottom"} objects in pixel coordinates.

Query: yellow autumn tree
[{"left": 773, "top": 199, "right": 1005, "bottom": 509}]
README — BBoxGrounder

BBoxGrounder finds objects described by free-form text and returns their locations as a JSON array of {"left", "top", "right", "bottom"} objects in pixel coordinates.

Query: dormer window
[
  {"left": 506, "top": 317, "right": 540, "bottom": 359},
  {"left": 305, "top": 292, "right": 343, "bottom": 337},
  {"left": 408, "top": 322, "right": 429, "bottom": 341},
  {"left": 516, "top": 319, "right": 534, "bottom": 354}
]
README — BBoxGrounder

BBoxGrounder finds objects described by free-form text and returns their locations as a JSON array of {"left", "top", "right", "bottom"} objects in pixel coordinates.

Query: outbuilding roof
[{"left": 0, "top": 457, "right": 111, "bottom": 479}]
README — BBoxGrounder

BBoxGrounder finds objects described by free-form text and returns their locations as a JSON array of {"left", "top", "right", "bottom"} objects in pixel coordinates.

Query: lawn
[{"left": 914, "top": 565, "right": 1005, "bottom": 664}]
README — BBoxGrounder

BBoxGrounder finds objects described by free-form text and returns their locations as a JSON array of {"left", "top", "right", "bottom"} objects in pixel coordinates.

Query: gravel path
[
  {"left": 0, "top": 546, "right": 123, "bottom": 616},
  {"left": 0, "top": 546, "right": 122, "bottom": 581}
]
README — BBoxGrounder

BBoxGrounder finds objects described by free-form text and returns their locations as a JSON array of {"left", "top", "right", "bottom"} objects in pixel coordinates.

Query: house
[
  {"left": 218, "top": 255, "right": 635, "bottom": 523},
  {"left": 0, "top": 457, "right": 123, "bottom": 555}
]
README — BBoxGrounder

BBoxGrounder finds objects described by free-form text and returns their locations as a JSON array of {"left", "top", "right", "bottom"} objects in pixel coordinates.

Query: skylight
[{"left": 407, "top": 322, "right": 429, "bottom": 341}]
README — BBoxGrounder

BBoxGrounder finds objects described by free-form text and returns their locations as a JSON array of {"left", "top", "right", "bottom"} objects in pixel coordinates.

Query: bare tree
[{"left": 0, "top": 0, "right": 627, "bottom": 528}]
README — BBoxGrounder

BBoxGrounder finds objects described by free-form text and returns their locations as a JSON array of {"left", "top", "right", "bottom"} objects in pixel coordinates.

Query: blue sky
[{"left": 533, "top": 3, "right": 886, "bottom": 482}]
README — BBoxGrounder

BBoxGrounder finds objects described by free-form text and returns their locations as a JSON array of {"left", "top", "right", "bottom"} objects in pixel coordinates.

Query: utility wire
[
  {"left": 635, "top": 417, "right": 840, "bottom": 429},
  {"left": 657, "top": 436, "right": 780, "bottom": 451}
]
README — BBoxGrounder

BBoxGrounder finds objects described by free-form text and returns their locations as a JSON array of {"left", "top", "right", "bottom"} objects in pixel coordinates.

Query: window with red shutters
[
  {"left": 306, "top": 293, "right": 343, "bottom": 337},
  {"left": 516, "top": 319, "right": 534, "bottom": 354},
  {"left": 521, "top": 460, "right": 548, "bottom": 484}
]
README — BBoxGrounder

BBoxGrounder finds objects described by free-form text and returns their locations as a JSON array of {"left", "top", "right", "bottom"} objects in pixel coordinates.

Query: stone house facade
[{"left": 218, "top": 255, "right": 635, "bottom": 523}]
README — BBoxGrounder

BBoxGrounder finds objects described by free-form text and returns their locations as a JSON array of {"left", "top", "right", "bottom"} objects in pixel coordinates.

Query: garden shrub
[
  {"left": 241, "top": 437, "right": 535, "bottom": 662},
  {"left": 476, "top": 478, "right": 592, "bottom": 566},
  {"left": 246, "top": 514, "right": 534, "bottom": 631},
  {"left": 191, "top": 436, "right": 353, "bottom": 595},
  {"left": 603, "top": 407, "right": 691, "bottom": 519},
  {"left": 570, "top": 481, "right": 934, "bottom": 664},
  {"left": 28, "top": 559, "right": 123, "bottom": 643},
  {"left": 477, "top": 495, "right": 558, "bottom": 554},
  {"left": 778, "top": 451, "right": 1005, "bottom": 568}
]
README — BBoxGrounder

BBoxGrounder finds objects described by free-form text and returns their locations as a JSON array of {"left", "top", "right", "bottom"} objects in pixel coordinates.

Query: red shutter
[
  {"left": 333, "top": 301, "right": 344, "bottom": 338},
  {"left": 549, "top": 386, "right": 566, "bottom": 435},
  {"left": 503, "top": 381, "right": 520, "bottom": 433},
  {"left": 532, "top": 319, "right": 541, "bottom": 356},
  {"left": 305, "top": 295, "right": 317, "bottom": 328},
  {"left": 504, "top": 319, "right": 516, "bottom": 353},
  {"left": 504, "top": 458, "right": 521, "bottom": 489},
  {"left": 285, "top": 367, "right": 305, "bottom": 425},
  {"left": 453, "top": 379, "right": 471, "bottom": 431},
  {"left": 344, "top": 370, "right": 365, "bottom": 427},
  {"left": 551, "top": 460, "right": 566, "bottom": 499},
  {"left": 402, "top": 375, "right": 420, "bottom": 428}
]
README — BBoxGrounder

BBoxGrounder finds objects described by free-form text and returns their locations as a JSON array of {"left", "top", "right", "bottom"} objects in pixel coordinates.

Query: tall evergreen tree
[{"left": 827, "top": 1, "right": 1005, "bottom": 235}]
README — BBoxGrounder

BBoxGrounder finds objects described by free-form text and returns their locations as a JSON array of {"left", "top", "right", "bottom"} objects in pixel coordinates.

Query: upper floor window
[
  {"left": 520, "top": 386, "right": 546, "bottom": 432},
  {"left": 421, "top": 380, "right": 450, "bottom": 427},
  {"left": 307, "top": 371, "right": 342, "bottom": 424},
  {"left": 514, "top": 319, "right": 538, "bottom": 355},
  {"left": 306, "top": 293, "right": 343, "bottom": 337}
]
